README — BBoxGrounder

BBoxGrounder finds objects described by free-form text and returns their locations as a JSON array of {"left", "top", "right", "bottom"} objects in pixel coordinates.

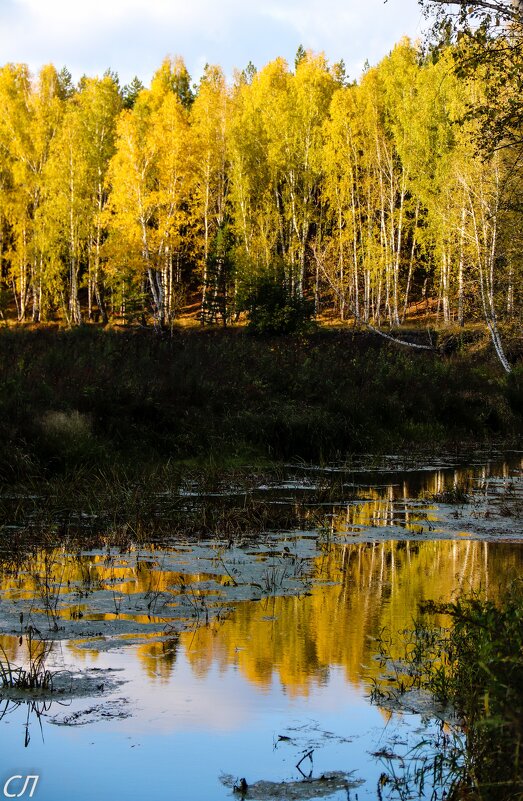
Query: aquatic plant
[
  {"left": 371, "top": 582, "right": 523, "bottom": 800},
  {"left": 0, "top": 623, "right": 54, "bottom": 692},
  {"left": 426, "top": 483, "right": 471, "bottom": 505},
  {"left": 33, "top": 550, "right": 67, "bottom": 631}
]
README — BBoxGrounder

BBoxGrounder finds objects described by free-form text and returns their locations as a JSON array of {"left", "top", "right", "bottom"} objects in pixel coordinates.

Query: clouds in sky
[{"left": 0, "top": 0, "right": 427, "bottom": 86}]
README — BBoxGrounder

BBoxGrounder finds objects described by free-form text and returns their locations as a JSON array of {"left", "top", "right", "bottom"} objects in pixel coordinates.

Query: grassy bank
[{"left": 0, "top": 325, "right": 521, "bottom": 482}]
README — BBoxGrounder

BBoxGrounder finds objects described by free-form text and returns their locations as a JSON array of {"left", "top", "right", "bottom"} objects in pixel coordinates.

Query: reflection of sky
[
  {"left": 0, "top": 647, "right": 398, "bottom": 801},
  {"left": 60, "top": 646, "right": 371, "bottom": 735}
]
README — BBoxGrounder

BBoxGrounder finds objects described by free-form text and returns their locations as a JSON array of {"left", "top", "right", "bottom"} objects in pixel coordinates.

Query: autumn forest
[
  {"left": 0, "top": 37, "right": 521, "bottom": 350},
  {"left": 1, "top": 7, "right": 523, "bottom": 798}
]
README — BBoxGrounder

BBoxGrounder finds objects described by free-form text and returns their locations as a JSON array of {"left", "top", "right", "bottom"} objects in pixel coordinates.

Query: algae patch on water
[{"left": 220, "top": 771, "right": 364, "bottom": 799}]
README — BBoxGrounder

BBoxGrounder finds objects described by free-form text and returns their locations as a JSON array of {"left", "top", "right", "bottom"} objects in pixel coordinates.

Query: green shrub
[{"left": 239, "top": 273, "right": 315, "bottom": 335}]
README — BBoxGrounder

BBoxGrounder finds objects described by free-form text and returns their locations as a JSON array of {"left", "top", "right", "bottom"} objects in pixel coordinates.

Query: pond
[{"left": 0, "top": 453, "right": 522, "bottom": 801}]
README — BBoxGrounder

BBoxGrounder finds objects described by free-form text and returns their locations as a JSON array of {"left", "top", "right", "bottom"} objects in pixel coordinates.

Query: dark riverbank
[{"left": 0, "top": 326, "right": 521, "bottom": 482}]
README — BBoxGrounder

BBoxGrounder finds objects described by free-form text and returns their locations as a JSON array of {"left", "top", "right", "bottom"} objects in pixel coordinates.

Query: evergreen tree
[{"left": 122, "top": 76, "right": 144, "bottom": 109}]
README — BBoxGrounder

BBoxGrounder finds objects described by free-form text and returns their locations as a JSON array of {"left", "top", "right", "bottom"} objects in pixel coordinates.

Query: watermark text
[{"left": 3, "top": 776, "right": 39, "bottom": 798}]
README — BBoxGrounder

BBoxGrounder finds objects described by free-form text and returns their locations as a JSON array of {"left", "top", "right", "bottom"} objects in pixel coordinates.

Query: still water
[{"left": 0, "top": 456, "right": 522, "bottom": 801}]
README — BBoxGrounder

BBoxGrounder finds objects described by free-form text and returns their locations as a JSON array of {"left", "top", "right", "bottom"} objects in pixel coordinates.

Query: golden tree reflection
[{"left": 180, "top": 541, "right": 523, "bottom": 696}]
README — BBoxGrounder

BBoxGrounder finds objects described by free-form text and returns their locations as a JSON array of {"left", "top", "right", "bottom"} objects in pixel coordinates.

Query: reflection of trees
[
  {"left": 0, "top": 632, "right": 20, "bottom": 663},
  {"left": 136, "top": 638, "right": 178, "bottom": 682},
  {"left": 0, "top": 632, "right": 57, "bottom": 667},
  {"left": 328, "top": 493, "right": 438, "bottom": 532},
  {"left": 307, "top": 461, "right": 521, "bottom": 534},
  {"left": 181, "top": 542, "right": 523, "bottom": 697},
  {"left": 0, "top": 548, "right": 221, "bottom": 611},
  {"left": 1, "top": 456, "right": 521, "bottom": 691}
]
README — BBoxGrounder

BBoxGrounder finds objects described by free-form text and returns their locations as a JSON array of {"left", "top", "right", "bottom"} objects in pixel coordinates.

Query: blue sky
[{"left": 0, "top": 0, "right": 429, "bottom": 86}]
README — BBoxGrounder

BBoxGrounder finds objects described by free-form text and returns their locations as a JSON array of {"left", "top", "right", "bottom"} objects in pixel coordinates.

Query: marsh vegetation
[
  {"left": 1, "top": 328, "right": 522, "bottom": 488},
  {"left": 372, "top": 583, "right": 523, "bottom": 800}
]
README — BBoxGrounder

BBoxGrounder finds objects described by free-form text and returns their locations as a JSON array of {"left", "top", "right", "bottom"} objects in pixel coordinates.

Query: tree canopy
[
  {"left": 420, "top": 0, "right": 523, "bottom": 152},
  {"left": 0, "top": 43, "right": 521, "bottom": 368}
]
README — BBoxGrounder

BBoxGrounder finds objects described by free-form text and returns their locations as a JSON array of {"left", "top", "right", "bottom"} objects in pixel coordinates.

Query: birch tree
[
  {"left": 229, "top": 54, "right": 334, "bottom": 305},
  {"left": 107, "top": 60, "right": 191, "bottom": 326},
  {"left": 0, "top": 64, "right": 63, "bottom": 321},
  {"left": 190, "top": 65, "right": 230, "bottom": 322}
]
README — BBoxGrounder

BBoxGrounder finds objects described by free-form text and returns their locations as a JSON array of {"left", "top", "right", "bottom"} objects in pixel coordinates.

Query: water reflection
[
  {"left": 1, "top": 540, "right": 521, "bottom": 692},
  {"left": 0, "top": 549, "right": 226, "bottom": 603},
  {"left": 0, "top": 697, "right": 51, "bottom": 747},
  {"left": 0, "top": 455, "right": 522, "bottom": 800},
  {"left": 1, "top": 458, "right": 521, "bottom": 640},
  {"left": 136, "top": 541, "right": 522, "bottom": 695},
  {"left": 274, "top": 453, "right": 523, "bottom": 499},
  {"left": 253, "top": 455, "right": 523, "bottom": 539},
  {"left": 328, "top": 493, "right": 437, "bottom": 533},
  {"left": 0, "top": 538, "right": 521, "bottom": 800},
  {"left": 136, "top": 637, "right": 179, "bottom": 681}
]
